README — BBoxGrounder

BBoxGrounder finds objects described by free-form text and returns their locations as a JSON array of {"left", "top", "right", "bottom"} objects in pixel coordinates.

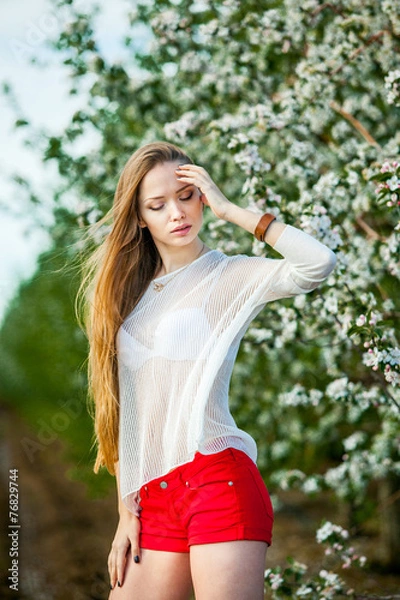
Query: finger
[
  {"left": 175, "top": 169, "right": 196, "bottom": 179},
  {"left": 175, "top": 165, "right": 204, "bottom": 178},
  {"left": 177, "top": 163, "right": 202, "bottom": 170},
  {"left": 176, "top": 176, "right": 200, "bottom": 187},
  {"left": 117, "top": 547, "right": 129, "bottom": 587},
  {"left": 108, "top": 550, "right": 118, "bottom": 590},
  {"left": 130, "top": 535, "right": 142, "bottom": 565},
  {"left": 176, "top": 165, "right": 192, "bottom": 174},
  {"left": 129, "top": 516, "right": 142, "bottom": 566},
  {"left": 175, "top": 174, "right": 195, "bottom": 181}
]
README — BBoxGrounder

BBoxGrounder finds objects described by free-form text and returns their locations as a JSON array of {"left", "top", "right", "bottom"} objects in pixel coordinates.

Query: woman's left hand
[{"left": 176, "top": 164, "right": 233, "bottom": 221}]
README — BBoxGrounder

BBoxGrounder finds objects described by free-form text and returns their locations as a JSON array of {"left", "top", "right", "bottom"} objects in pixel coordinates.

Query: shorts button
[
  {"left": 228, "top": 481, "right": 234, "bottom": 486},
  {"left": 160, "top": 481, "right": 168, "bottom": 489}
]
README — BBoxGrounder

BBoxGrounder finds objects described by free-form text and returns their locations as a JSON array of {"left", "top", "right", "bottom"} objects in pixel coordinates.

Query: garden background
[{"left": 0, "top": 0, "right": 399, "bottom": 598}]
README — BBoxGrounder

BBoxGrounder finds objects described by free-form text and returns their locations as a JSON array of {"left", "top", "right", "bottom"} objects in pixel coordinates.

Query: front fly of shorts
[{"left": 138, "top": 448, "right": 274, "bottom": 553}]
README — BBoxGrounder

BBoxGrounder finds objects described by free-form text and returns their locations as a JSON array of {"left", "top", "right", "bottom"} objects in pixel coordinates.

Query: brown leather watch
[{"left": 254, "top": 213, "right": 276, "bottom": 242}]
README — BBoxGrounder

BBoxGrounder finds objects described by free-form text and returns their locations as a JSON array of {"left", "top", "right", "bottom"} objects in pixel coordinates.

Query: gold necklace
[{"left": 153, "top": 243, "right": 205, "bottom": 292}]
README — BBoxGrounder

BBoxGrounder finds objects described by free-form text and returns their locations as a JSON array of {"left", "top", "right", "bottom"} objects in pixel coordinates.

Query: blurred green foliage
[{"left": 0, "top": 247, "right": 112, "bottom": 496}]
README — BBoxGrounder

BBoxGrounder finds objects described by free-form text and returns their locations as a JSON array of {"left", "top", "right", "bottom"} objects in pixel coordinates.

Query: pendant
[{"left": 153, "top": 282, "right": 165, "bottom": 292}]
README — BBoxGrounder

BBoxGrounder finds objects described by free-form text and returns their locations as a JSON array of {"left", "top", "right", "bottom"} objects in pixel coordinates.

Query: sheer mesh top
[{"left": 117, "top": 225, "right": 336, "bottom": 513}]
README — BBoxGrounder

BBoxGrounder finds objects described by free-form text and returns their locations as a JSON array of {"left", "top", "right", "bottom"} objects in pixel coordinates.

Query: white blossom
[
  {"left": 343, "top": 432, "right": 366, "bottom": 452},
  {"left": 316, "top": 522, "right": 349, "bottom": 544},
  {"left": 296, "top": 585, "right": 313, "bottom": 597},
  {"left": 384, "top": 69, "right": 400, "bottom": 106}
]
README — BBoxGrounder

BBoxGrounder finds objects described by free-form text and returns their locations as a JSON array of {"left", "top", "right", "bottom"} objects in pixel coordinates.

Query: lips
[{"left": 171, "top": 224, "right": 192, "bottom": 234}]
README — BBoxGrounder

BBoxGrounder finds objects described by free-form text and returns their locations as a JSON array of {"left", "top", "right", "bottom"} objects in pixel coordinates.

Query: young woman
[{"left": 81, "top": 141, "right": 336, "bottom": 600}]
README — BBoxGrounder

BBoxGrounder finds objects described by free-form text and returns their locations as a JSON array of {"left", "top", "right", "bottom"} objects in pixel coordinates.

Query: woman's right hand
[{"left": 108, "top": 512, "right": 141, "bottom": 589}]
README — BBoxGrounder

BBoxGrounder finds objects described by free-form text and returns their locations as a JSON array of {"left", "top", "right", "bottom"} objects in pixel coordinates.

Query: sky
[{"left": 0, "top": 0, "right": 140, "bottom": 322}]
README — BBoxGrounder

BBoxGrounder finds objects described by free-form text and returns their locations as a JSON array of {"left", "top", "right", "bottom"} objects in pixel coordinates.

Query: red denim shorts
[{"left": 138, "top": 448, "right": 274, "bottom": 552}]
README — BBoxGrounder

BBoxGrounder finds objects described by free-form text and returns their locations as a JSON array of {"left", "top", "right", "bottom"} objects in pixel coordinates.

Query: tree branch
[
  {"left": 355, "top": 215, "right": 383, "bottom": 241},
  {"left": 330, "top": 100, "right": 381, "bottom": 148},
  {"left": 330, "top": 30, "right": 387, "bottom": 77},
  {"left": 311, "top": 3, "right": 345, "bottom": 18}
]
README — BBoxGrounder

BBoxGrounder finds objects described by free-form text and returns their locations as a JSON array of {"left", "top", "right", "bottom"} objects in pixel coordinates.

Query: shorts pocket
[
  {"left": 185, "top": 478, "right": 241, "bottom": 530},
  {"left": 187, "top": 456, "right": 238, "bottom": 489}
]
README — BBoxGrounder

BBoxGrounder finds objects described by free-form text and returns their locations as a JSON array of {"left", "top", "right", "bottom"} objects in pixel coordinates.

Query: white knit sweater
[{"left": 117, "top": 225, "right": 336, "bottom": 514}]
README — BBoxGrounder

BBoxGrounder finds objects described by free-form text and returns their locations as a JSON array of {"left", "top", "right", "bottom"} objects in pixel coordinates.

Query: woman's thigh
[
  {"left": 190, "top": 540, "right": 267, "bottom": 600},
  {"left": 109, "top": 549, "right": 193, "bottom": 600}
]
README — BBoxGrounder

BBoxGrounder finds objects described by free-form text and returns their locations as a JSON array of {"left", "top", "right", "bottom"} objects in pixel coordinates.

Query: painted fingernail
[
  {"left": 110, "top": 584, "right": 113, "bottom": 590},
  {"left": 134, "top": 555, "right": 140, "bottom": 563},
  {"left": 118, "top": 581, "right": 121, "bottom": 587}
]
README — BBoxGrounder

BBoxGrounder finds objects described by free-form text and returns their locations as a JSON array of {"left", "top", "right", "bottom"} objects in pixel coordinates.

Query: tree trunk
[{"left": 378, "top": 475, "right": 400, "bottom": 570}]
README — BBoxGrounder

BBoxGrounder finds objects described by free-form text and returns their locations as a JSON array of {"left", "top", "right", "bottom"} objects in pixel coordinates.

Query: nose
[{"left": 169, "top": 199, "right": 185, "bottom": 220}]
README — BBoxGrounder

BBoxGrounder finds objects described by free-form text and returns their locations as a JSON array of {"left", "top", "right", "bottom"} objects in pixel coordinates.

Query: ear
[
  {"left": 138, "top": 215, "right": 147, "bottom": 228},
  {"left": 197, "top": 187, "right": 205, "bottom": 204}
]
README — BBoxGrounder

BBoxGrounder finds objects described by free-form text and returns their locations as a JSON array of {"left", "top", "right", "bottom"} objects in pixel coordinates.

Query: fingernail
[
  {"left": 134, "top": 555, "right": 140, "bottom": 563},
  {"left": 118, "top": 581, "right": 121, "bottom": 587},
  {"left": 110, "top": 584, "right": 113, "bottom": 590}
]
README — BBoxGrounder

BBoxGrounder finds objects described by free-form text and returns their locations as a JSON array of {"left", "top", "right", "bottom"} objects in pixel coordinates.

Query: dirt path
[
  {"left": 0, "top": 405, "right": 116, "bottom": 600},
  {"left": 1, "top": 405, "right": 400, "bottom": 600}
]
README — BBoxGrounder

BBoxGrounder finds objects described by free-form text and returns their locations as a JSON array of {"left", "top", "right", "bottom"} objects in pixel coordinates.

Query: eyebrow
[{"left": 143, "top": 184, "right": 192, "bottom": 203}]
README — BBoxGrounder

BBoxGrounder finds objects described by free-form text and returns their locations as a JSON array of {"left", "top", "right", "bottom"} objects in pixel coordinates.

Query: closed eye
[
  {"left": 147, "top": 190, "right": 193, "bottom": 210},
  {"left": 180, "top": 192, "right": 193, "bottom": 201}
]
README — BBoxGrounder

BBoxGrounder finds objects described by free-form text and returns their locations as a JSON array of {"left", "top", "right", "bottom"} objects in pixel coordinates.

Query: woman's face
[{"left": 138, "top": 160, "right": 204, "bottom": 252}]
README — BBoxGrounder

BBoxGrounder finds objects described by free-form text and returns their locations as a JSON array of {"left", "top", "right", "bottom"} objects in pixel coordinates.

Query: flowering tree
[
  {"left": 129, "top": 0, "right": 400, "bottom": 577},
  {"left": 2, "top": 0, "right": 399, "bottom": 595}
]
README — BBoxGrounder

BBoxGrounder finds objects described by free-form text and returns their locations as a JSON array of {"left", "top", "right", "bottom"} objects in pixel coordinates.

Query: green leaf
[{"left": 15, "top": 119, "right": 29, "bottom": 127}]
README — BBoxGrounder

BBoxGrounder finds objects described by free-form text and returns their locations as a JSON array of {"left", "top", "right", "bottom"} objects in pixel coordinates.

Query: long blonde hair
[{"left": 78, "top": 142, "right": 193, "bottom": 474}]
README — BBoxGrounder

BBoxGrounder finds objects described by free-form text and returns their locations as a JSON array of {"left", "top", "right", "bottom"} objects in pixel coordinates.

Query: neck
[{"left": 157, "top": 239, "right": 205, "bottom": 276}]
